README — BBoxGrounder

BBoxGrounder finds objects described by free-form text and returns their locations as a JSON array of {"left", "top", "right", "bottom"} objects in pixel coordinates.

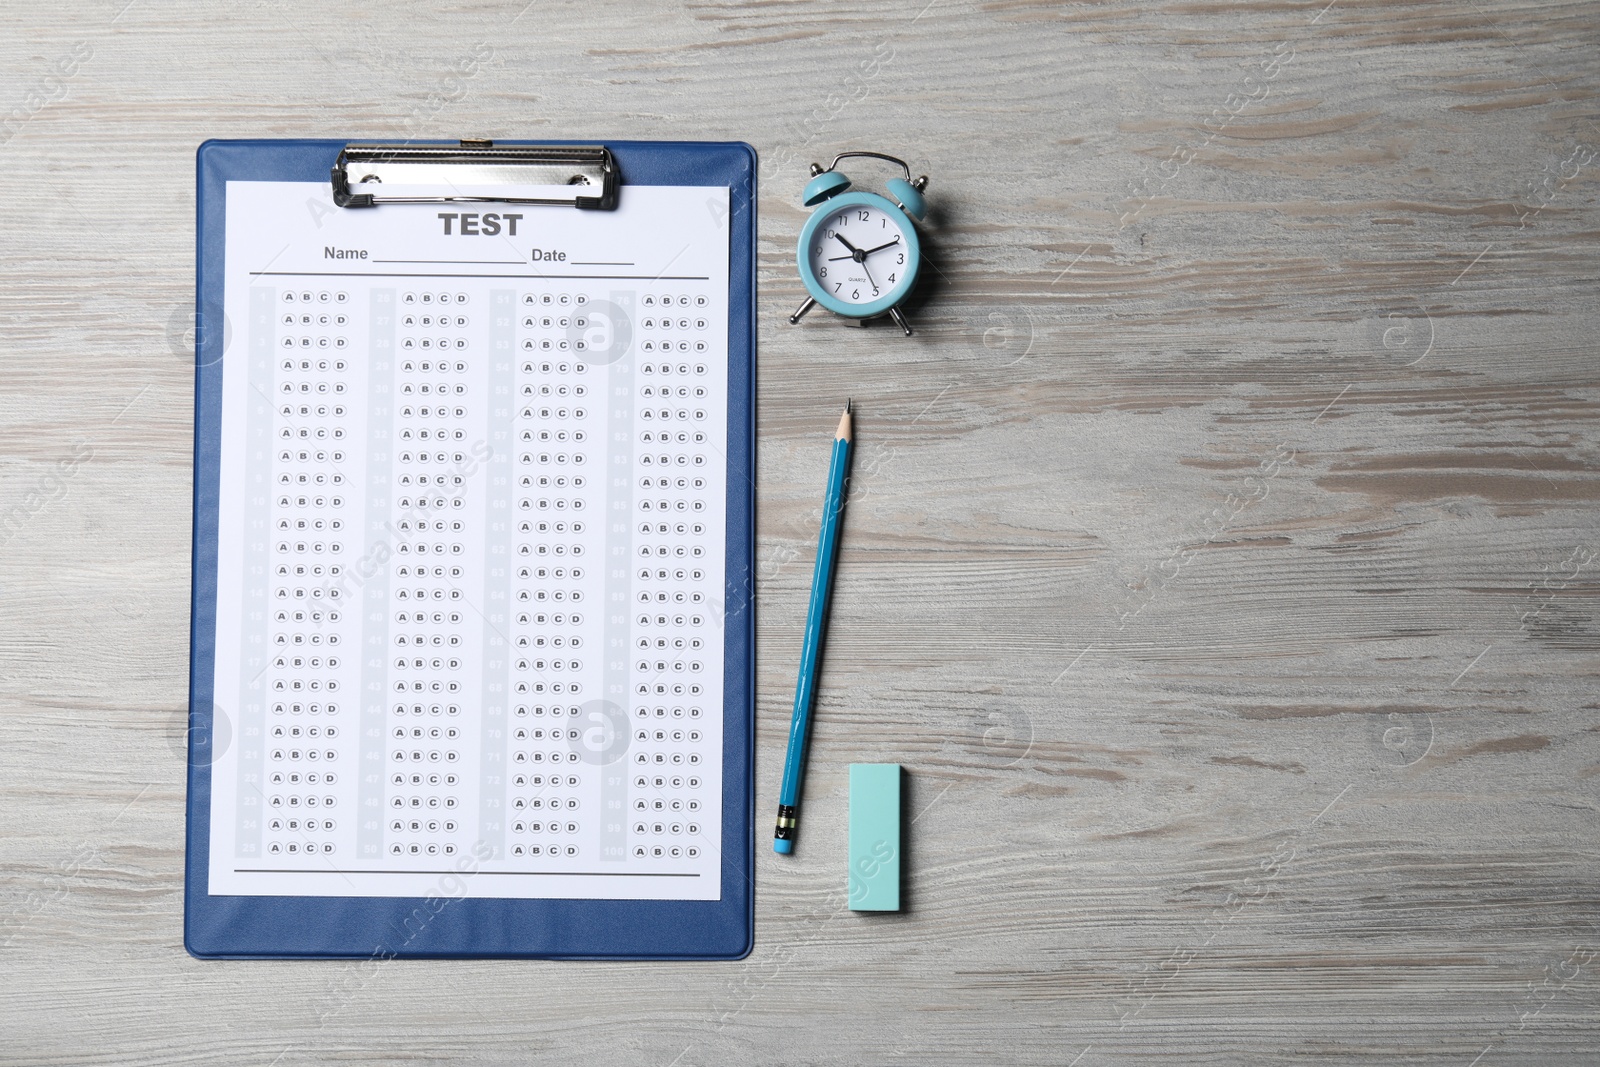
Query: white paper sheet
[{"left": 207, "top": 180, "right": 731, "bottom": 900}]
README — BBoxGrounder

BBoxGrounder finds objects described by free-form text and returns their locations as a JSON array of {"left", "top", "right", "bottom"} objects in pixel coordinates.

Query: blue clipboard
[{"left": 185, "top": 139, "right": 756, "bottom": 959}]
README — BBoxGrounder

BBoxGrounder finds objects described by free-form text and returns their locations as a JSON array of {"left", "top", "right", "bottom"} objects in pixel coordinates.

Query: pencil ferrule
[{"left": 773, "top": 805, "right": 798, "bottom": 837}]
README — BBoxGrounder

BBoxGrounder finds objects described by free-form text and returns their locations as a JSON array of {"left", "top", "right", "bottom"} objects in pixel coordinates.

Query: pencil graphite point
[{"left": 837, "top": 401, "right": 853, "bottom": 442}]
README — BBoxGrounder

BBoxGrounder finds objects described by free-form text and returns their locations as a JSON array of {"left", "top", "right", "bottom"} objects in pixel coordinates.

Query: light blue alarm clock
[{"left": 789, "top": 151, "right": 928, "bottom": 336}]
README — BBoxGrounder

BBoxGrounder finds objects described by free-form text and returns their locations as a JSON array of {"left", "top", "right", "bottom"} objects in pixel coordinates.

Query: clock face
[{"left": 804, "top": 201, "right": 913, "bottom": 307}]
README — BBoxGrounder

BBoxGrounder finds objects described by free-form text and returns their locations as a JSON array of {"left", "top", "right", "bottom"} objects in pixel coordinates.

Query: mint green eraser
[{"left": 848, "top": 763, "right": 901, "bottom": 912}]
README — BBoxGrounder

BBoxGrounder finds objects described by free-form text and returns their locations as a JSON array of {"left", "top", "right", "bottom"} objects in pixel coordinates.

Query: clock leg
[
  {"left": 788, "top": 297, "right": 817, "bottom": 325},
  {"left": 888, "top": 306, "right": 913, "bottom": 336}
]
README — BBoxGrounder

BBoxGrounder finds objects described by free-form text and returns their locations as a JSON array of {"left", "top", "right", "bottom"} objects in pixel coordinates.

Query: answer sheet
[{"left": 206, "top": 181, "right": 731, "bottom": 900}]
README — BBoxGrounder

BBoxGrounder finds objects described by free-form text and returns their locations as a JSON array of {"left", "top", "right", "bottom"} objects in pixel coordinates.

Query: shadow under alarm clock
[{"left": 789, "top": 151, "right": 928, "bottom": 336}]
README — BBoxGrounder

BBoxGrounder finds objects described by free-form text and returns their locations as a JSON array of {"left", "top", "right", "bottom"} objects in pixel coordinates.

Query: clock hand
[
  {"left": 827, "top": 254, "right": 855, "bottom": 262},
  {"left": 860, "top": 259, "right": 878, "bottom": 291},
  {"left": 833, "top": 233, "right": 860, "bottom": 254},
  {"left": 860, "top": 237, "right": 902, "bottom": 256}
]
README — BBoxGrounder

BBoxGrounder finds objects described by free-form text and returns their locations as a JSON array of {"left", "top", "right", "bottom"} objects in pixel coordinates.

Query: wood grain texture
[{"left": 1, "top": 0, "right": 1596, "bottom": 1063}]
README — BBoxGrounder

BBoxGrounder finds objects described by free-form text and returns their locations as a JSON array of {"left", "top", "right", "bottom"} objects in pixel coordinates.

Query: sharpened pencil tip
[
  {"left": 846, "top": 398, "right": 852, "bottom": 414},
  {"left": 836, "top": 401, "right": 853, "bottom": 442}
]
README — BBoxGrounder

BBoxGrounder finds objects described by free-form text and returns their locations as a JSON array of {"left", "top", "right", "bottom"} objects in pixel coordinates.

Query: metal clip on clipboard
[{"left": 330, "top": 140, "right": 619, "bottom": 210}]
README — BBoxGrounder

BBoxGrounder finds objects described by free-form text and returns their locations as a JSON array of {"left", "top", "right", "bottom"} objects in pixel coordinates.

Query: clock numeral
[
  {"left": 897, "top": 253, "right": 905, "bottom": 264},
  {"left": 819, "top": 267, "right": 827, "bottom": 278},
  {"left": 857, "top": 210, "right": 869, "bottom": 222},
  {"left": 834, "top": 283, "right": 841, "bottom": 293},
  {"left": 888, "top": 273, "right": 896, "bottom": 284}
]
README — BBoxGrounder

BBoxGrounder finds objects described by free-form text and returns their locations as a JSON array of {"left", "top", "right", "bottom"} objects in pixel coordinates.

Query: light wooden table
[{"left": 1, "top": 1, "right": 1596, "bottom": 1063}]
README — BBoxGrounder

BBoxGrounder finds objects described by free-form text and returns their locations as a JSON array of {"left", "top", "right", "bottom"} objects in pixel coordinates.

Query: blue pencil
[{"left": 774, "top": 400, "right": 854, "bottom": 854}]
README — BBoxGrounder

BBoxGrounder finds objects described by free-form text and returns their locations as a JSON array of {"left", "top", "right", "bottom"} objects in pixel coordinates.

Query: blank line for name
[
  {"left": 370, "top": 259, "right": 526, "bottom": 265},
  {"left": 235, "top": 868, "right": 700, "bottom": 877},
  {"left": 251, "top": 271, "right": 709, "bottom": 280}
]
